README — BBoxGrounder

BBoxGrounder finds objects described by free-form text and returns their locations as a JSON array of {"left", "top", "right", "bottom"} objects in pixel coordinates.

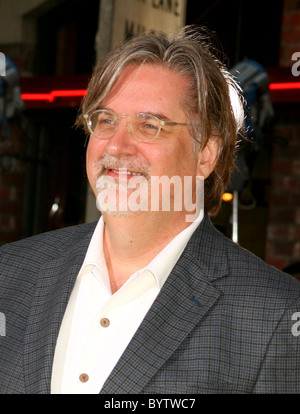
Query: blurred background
[{"left": 0, "top": 0, "right": 299, "bottom": 277}]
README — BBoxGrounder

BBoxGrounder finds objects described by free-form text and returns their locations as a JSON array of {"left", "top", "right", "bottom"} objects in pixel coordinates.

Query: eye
[
  {"left": 97, "top": 111, "right": 115, "bottom": 126},
  {"left": 137, "top": 114, "right": 159, "bottom": 133},
  {"left": 144, "top": 122, "right": 158, "bottom": 130}
]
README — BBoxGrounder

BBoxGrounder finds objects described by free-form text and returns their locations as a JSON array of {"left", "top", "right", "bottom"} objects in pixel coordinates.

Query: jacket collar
[{"left": 184, "top": 214, "right": 229, "bottom": 281}]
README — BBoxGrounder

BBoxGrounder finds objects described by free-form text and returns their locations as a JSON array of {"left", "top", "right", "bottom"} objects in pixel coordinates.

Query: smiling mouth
[
  {"left": 109, "top": 168, "right": 143, "bottom": 177},
  {"left": 98, "top": 154, "right": 151, "bottom": 181}
]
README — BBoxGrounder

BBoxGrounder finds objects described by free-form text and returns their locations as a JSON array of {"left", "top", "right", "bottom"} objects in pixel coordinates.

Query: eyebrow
[
  {"left": 146, "top": 112, "right": 171, "bottom": 122},
  {"left": 99, "top": 106, "right": 172, "bottom": 122}
]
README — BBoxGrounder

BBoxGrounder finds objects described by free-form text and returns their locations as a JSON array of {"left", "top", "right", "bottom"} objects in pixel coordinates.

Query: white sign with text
[{"left": 112, "top": 0, "right": 187, "bottom": 47}]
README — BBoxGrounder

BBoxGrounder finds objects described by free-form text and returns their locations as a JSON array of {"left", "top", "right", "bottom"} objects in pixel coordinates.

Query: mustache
[{"left": 96, "top": 153, "right": 151, "bottom": 179}]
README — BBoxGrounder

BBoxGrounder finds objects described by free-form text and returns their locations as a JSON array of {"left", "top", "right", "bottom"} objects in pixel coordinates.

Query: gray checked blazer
[{"left": 1, "top": 215, "right": 300, "bottom": 394}]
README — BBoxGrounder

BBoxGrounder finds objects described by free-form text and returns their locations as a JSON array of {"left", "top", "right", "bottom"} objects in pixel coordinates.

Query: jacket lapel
[
  {"left": 101, "top": 216, "right": 229, "bottom": 394},
  {"left": 23, "top": 224, "right": 95, "bottom": 394}
]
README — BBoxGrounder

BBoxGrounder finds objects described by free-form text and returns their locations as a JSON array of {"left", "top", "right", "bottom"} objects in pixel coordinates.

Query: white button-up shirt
[{"left": 51, "top": 213, "right": 202, "bottom": 394}]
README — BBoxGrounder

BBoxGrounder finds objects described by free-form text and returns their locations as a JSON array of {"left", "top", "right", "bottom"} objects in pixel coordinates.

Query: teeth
[{"left": 111, "top": 169, "right": 142, "bottom": 176}]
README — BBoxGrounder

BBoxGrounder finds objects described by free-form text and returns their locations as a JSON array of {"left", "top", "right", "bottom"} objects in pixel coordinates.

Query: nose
[{"left": 105, "top": 116, "right": 137, "bottom": 157}]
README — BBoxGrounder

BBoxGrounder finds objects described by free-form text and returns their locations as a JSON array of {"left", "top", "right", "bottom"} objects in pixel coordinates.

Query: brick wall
[
  {"left": 279, "top": 0, "right": 300, "bottom": 67},
  {"left": 0, "top": 121, "right": 27, "bottom": 246},
  {"left": 0, "top": 41, "right": 33, "bottom": 246},
  {"left": 266, "top": 122, "right": 300, "bottom": 269},
  {"left": 265, "top": 0, "right": 300, "bottom": 269}
]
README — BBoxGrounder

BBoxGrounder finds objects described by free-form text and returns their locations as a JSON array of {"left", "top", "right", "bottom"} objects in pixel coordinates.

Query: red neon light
[
  {"left": 21, "top": 89, "right": 86, "bottom": 102},
  {"left": 269, "top": 82, "right": 300, "bottom": 90},
  {"left": 20, "top": 83, "right": 300, "bottom": 103}
]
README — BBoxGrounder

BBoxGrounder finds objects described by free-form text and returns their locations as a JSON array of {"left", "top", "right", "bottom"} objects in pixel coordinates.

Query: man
[{"left": 1, "top": 27, "right": 300, "bottom": 394}]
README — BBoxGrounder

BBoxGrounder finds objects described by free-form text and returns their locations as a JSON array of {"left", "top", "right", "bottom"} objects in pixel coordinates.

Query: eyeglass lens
[{"left": 88, "top": 110, "right": 160, "bottom": 141}]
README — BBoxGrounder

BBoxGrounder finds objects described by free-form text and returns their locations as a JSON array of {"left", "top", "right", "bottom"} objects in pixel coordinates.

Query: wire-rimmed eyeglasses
[{"left": 83, "top": 109, "right": 189, "bottom": 142}]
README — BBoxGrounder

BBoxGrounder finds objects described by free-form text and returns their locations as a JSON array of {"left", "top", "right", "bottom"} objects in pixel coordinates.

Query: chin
[
  {"left": 100, "top": 208, "right": 138, "bottom": 217},
  {"left": 96, "top": 193, "right": 148, "bottom": 217}
]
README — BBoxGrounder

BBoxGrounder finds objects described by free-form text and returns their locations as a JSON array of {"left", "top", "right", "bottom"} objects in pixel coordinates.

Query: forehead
[{"left": 102, "top": 64, "right": 190, "bottom": 117}]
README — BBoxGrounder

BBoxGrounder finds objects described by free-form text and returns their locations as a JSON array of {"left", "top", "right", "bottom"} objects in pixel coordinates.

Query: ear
[{"left": 196, "top": 138, "right": 220, "bottom": 179}]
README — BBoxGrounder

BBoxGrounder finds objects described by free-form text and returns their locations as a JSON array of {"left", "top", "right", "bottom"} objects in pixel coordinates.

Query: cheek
[
  {"left": 86, "top": 138, "right": 105, "bottom": 189},
  {"left": 167, "top": 140, "right": 198, "bottom": 177},
  {"left": 147, "top": 146, "right": 176, "bottom": 176},
  {"left": 87, "top": 135, "right": 105, "bottom": 155},
  {"left": 86, "top": 154, "right": 96, "bottom": 194},
  {"left": 86, "top": 136, "right": 108, "bottom": 164},
  {"left": 147, "top": 136, "right": 196, "bottom": 177},
  {"left": 86, "top": 143, "right": 94, "bottom": 177}
]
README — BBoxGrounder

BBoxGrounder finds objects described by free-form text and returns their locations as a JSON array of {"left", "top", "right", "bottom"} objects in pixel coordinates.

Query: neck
[{"left": 102, "top": 211, "right": 191, "bottom": 293}]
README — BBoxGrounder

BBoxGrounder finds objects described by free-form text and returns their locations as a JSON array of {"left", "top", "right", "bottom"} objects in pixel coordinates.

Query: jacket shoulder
[
  {"left": 219, "top": 227, "right": 300, "bottom": 304},
  {"left": 188, "top": 216, "right": 300, "bottom": 302},
  {"left": 0, "top": 221, "right": 97, "bottom": 264}
]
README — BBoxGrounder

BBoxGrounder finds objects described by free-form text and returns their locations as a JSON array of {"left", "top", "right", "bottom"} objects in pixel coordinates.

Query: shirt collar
[{"left": 81, "top": 211, "right": 203, "bottom": 291}]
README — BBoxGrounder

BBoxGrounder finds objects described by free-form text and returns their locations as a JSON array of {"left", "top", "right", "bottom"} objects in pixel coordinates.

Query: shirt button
[
  {"left": 100, "top": 317, "right": 110, "bottom": 327},
  {"left": 79, "top": 373, "right": 89, "bottom": 383}
]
